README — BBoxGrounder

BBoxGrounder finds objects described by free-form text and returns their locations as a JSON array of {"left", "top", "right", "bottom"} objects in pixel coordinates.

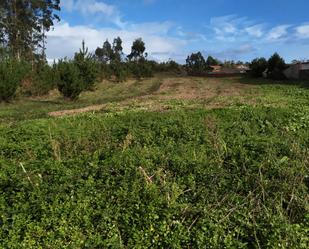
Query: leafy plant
[
  {"left": 250, "top": 57, "right": 268, "bottom": 77},
  {"left": 56, "top": 59, "right": 84, "bottom": 100},
  {"left": 74, "top": 41, "right": 99, "bottom": 91},
  {"left": 0, "top": 58, "right": 28, "bottom": 101}
]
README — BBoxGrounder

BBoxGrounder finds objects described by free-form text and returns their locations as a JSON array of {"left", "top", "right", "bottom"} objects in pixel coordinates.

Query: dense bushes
[
  {"left": 250, "top": 53, "right": 287, "bottom": 80},
  {"left": 0, "top": 59, "right": 27, "bottom": 101},
  {"left": 0, "top": 108, "right": 308, "bottom": 247},
  {"left": 249, "top": 57, "right": 268, "bottom": 77},
  {"left": 22, "top": 64, "right": 56, "bottom": 96}
]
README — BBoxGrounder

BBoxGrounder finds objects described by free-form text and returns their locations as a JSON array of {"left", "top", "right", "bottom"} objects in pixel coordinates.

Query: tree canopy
[{"left": 0, "top": 0, "right": 60, "bottom": 60}]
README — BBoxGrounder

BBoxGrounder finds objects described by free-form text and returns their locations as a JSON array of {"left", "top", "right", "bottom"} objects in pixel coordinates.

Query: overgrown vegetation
[
  {"left": 0, "top": 58, "right": 27, "bottom": 101},
  {"left": 250, "top": 53, "right": 287, "bottom": 80},
  {"left": 0, "top": 103, "right": 308, "bottom": 248},
  {"left": 0, "top": 1, "right": 308, "bottom": 248}
]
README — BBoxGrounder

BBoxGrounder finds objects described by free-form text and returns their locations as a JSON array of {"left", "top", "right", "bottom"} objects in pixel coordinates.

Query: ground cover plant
[{"left": 0, "top": 76, "right": 308, "bottom": 248}]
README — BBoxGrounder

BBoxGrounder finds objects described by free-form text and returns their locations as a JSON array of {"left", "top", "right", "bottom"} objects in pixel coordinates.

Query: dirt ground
[{"left": 48, "top": 76, "right": 256, "bottom": 117}]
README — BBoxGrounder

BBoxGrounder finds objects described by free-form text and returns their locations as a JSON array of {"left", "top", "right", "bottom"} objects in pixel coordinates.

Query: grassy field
[{"left": 0, "top": 75, "right": 309, "bottom": 248}]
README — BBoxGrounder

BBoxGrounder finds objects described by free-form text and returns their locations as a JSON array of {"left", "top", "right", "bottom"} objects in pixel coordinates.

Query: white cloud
[
  {"left": 61, "top": 0, "right": 125, "bottom": 28},
  {"left": 245, "top": 25, "right": 264, "bottom": 38},
  {"left": 296, "top": 24, "right": 309, "bottom": 38},
  {"left": 266, "top": 25, "right": 290, "bottom": 41},
  {"left": 46, "top": 22, "right": 187, "bottom": 62}
]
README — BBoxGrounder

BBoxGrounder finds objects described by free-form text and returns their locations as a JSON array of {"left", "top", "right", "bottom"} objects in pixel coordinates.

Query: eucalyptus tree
[{"left": 0, "top": 0, "right": 60, "bottom": 60}]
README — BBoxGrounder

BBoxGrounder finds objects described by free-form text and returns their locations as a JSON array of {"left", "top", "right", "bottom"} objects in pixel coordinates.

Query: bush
[
  {"left": 56, "top": 60, "right": 84, "bottom": 100},
  {"left": 128, "top": 60, "right": 153, "bottom": 79},
  {"left": 249, "top": 57, "right": 268, "bottom": 77},
  {"left": 111, "top": 62, "right": 129, "bottom": 82},
  {"left": 22, "top": 64, "right": 56, "bottom": 96},
  {"left": 0, "top": 59, "right": 27, "bottom": 102}
]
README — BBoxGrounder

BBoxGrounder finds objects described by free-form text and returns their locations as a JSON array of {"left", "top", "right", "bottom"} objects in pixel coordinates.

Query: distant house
[
  {"left": 235, "top": 64, "right": 250, "bottom": 73},
  {"left": 210, "top": 65, "right": 222, "bottom": 72},
  {"left": 209, "top": 64, "right": 248, "bottom": 74},
  {"left": 284, "top": 62, "right": 309, "bottom": 80}
]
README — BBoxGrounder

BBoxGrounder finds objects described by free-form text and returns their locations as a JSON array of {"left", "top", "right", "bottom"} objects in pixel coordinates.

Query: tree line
[
  {"left": 0, "top": 1, "right": 183, "bottom": 101},
  {"left": 0, "top": 0, "right": 297, "bottom": 102}
]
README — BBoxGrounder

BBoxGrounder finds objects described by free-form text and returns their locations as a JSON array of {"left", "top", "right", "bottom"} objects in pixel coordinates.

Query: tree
[
  {"left": 186, "top": 52, "right": 211, "bottom": 76},
  {"left": 74, "top": 40, "right": 99, "bottom": 90},
  {"left": 56, "top": 60, "right": 84, "bottom": 101},
  {"left": 0, "top": 58, "right": 28, "bottom": 101},
  {"left": 57, "top": 41, "right": 99, "bottom": 100},
  {"left": 112, "top": 37, "right": 123, "bottom": 62},
  {"left": 267, "top": 52, "right": 286, "bottom": 79},
  {"left": 250, "top": 57, "right": 268, "bottom": 77},
  {"left": 206, "top": 56, "right": 218, "bottom": 66},
  {"left": 95, "top": 40, "right": 113, "bottom": 64},
  {"left": 128, "top": 38, "right": 146, "bottom": 61},
  {"left": 0, "top": 0, "right": 60, "bottom": 60}
]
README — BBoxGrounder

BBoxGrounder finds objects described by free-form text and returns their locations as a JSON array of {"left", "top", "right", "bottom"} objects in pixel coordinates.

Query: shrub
[
  {"left": 22, "top": 64, "right": 56, "bottom": 96},
  {"left": 128, "top": 60, "right": 153, "bottom": 79},
  {"left": 0, "top": 59, "right": 27, "bottom": 102},
  {"left": 249, "top": 57, "right": 268, "bottom": 77},
  {"left": 111, "top": 62, "right": 129, "bottom": 82},
  {"left": 56, "top": 60, "right": 84, "bottom": 100}
]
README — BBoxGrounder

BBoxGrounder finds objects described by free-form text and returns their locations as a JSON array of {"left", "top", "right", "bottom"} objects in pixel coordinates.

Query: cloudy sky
[{"left": 46, "top": 0, "right": 309, "bottom": 63}]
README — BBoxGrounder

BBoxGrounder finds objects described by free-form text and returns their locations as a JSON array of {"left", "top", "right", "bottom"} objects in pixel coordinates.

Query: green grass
[
  {"left": 0, "top": 76, "right": 308, "bottom": 248},
  {"left": 0, "top": 77, "right": 162, "bottom": 123}
]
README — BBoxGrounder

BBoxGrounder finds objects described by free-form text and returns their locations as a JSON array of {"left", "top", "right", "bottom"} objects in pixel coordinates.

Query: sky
[{"left": 46, "top": 0, "right": 309, "bottom": 63}]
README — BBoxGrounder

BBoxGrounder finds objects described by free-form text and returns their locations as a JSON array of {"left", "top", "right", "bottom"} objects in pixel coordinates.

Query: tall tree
[
  {"left": 95, "top": 40, "right": 113, "bottom": 64},
  {"left": 267, "top": 52, "right": 286, "bottom": 80},
  {"left": 112, "top": 37, "right": 123, "bottom": 62},
  {"left": 206, "top": 56, "right": 218, "bottom": 66},
  {"left": 127, "top": 38, "right": 146, "bottom": 61},
  {"left": 186, "top": 52, "right": 211, "bottom": 75},
  {"left": 0, "top": 0, "right": 60, "bottom": 60}
]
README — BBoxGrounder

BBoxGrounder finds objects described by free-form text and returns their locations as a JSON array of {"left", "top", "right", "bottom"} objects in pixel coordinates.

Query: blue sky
[{"left": 46, "top": 0, "right": 309, "bottom": 63}]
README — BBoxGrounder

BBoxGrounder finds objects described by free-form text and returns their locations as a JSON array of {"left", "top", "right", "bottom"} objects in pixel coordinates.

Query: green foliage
[
  {"left": 186, "top": 52, "right": 211, "bottom": 76},
  {"left": 206, "top": 55, "right": 219, "bottom": 66},
  {"left": 0, "top": 106, "right": 308, "bottom": 247},
  {"left": 0, "top": 0, "right": 60, "bottom": 60},
  {"left": 0, "top": 58, "right": 28, "bottom": 101},
  {"left": 55, "top": 41, "right": 99, "bottom": 100},
  {"left": 56, "top": 60, "right": 84, "bottom": 100},
  {"left": 250, "top": 57, "right": 268, "bottom": 77},
  {"left": 267, "top": 53, "right": 287, "bottom": 80},
  {"left": 128, "top": 38, "right": 146, "bottom": 61},
  {"left": 22, "top": 63, "right": 56, "bottom": 96},
  {"left": 95, "top": 39, "right": 114, "bottom": 64},
  {"left": 111, "top": 62, "right": 129, "bottom": 82},
  {"left": 127, "top": 60, "right": 153, "bottom": 79},
  {"left": 250, "top": 53, "right": 287, "bottom": 80},
  {"left": 95, "top": 37, "right": 153, "bottom": 81},
  {"left": 74, "top": 41, "right": 99, "bottom": 91}
]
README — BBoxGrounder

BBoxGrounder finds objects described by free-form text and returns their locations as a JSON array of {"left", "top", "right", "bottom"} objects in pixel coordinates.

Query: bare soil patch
[
  {"left": 49, "top": 104, "right": 105, "bottom": 117},
  {"left": 48, "top": 77, "right": 256, "bottom": 117}
]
